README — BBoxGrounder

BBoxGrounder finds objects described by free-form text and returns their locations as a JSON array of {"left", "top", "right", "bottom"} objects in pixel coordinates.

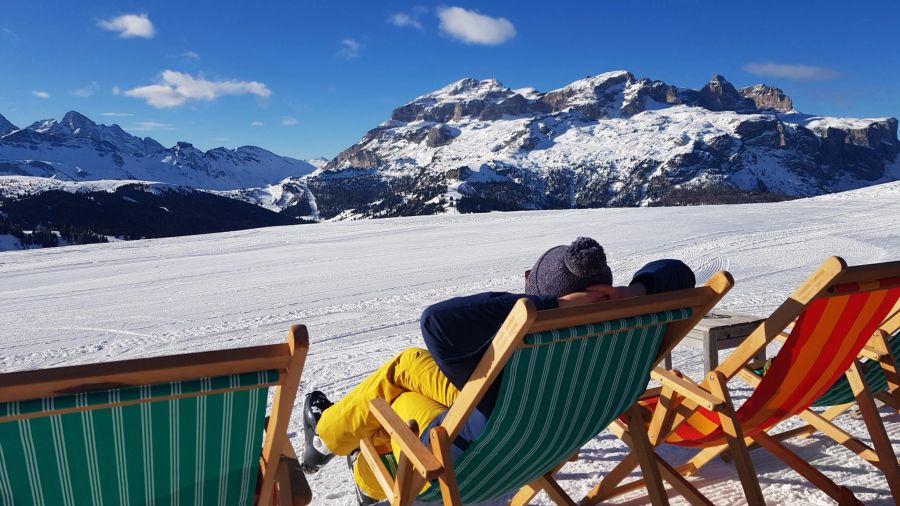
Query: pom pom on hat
[{"left": 564, "top": 237, "right": 607, "bottom": 278}]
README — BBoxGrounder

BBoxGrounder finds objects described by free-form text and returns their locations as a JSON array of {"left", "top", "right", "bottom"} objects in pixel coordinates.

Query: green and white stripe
[
  {"left": 0, "top": 370, "right": 275, "bottom": 506},
  {"left": 414, "top": 308, "right": 691, "bottom": 503}
]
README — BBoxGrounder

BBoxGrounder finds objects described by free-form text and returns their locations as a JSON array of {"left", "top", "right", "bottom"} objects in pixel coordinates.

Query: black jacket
[{"left": 420, "top": 259, "right": 696, "bottom": 415}]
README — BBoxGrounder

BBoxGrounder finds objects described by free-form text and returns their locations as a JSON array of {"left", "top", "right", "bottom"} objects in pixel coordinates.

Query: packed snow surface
[{"left": 2, "top": 182, "right": 900, "bottom": 504}]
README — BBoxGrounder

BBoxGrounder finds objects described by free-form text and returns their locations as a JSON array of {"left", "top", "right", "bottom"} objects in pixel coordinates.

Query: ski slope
[{"left": 2, "top": 182, "right": 900, "bottom": 505}]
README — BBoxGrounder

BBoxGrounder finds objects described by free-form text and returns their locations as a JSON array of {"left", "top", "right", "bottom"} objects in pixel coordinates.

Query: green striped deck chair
[
  {"left": 0, "top": 325, "right": 311, "bottom": 506},
  {"left": 360, "top": 272, "right": 734, "bottom": 506}
]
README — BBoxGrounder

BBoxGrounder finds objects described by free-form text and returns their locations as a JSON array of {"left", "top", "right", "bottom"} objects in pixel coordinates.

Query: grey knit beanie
[{"left": 525, "top": 237, "right": 612, "bottom": 297}]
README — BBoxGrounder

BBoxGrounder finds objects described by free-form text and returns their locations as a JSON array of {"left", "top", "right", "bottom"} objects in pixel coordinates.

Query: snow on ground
[{"left": 2, "top": 182, "right": 900, "bottom": 505}]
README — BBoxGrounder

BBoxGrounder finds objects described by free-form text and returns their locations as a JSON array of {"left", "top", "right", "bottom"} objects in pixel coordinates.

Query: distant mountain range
[
  {"left": 2, "top": 70, "right": 899, "bottom": 248},
  {"left": 0, "top": 110, "right": 317, "bottom": 189}
]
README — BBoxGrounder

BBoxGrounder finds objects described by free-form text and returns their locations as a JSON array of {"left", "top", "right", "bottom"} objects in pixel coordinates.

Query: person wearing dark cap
[{"left": 301, "top": 238, "right": 695, "bottom": 504}]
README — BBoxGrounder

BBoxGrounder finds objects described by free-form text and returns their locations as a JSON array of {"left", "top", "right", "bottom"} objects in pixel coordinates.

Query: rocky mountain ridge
[{"left": 300, "top": 71, "right": 898, "bottom": 219}]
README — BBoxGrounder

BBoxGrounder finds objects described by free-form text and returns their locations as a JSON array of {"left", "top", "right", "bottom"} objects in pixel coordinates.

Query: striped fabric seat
[
  {"left": 0, "top": 370, "right": 278, "bottom": 506},
  {"left": 812, "top": 329, "right": 900, "bottom": 407},
  {"left": 649, "top": 287, "right": 900, "bottom": 447},
  {"left": 406, "top": 308, "right": 693, "bottom": 503}
]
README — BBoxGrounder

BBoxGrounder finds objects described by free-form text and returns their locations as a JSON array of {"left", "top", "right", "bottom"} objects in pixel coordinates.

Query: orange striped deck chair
[
  {"left": 759, "top": 302, "right": 900, "bottom": 502},
  {"left": 583, "top": 257, "right": 900, "bottom": 506}
]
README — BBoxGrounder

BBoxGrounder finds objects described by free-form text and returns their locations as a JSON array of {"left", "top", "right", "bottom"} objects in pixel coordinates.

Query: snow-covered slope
[
  {"left": 0, "top": 111, "right": 317, "bottom": 190},
  {"left": 2, "top": 182, "right": 900, "bottom": 504},
  {"left": 304, "top": 71, "right": 899, "bottom": 219}
]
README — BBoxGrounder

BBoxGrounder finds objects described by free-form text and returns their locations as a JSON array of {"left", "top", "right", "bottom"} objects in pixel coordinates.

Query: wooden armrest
[
  {"left": 369, "top": 398, "right": 443, "bottom": 480},
  {"left": 276, "top": 441, "right": 312, "bottom": 506},
  {"left": 650, "top": 368, "right": 722, "bottom": 411}
]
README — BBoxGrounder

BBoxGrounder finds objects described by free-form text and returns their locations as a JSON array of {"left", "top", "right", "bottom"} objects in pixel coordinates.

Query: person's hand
[
  {"left": 586, "top": 283, "right": 647, "bottom": 300},
  {"left": 557, "top": 290, "right": 610, "bottom": 308}
]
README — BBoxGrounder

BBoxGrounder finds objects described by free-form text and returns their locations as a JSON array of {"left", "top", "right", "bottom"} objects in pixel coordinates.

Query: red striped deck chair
[
  {"left": 757, "top": 303, "right": 900, "bottom": 502},
  {"left": 583, "top": 257, "right": 900, "bottom": 506}
]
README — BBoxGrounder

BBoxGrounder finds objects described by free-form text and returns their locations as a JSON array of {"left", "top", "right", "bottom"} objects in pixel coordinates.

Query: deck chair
[
  {"left": 0, "top": 325, "right": 312, "bottom": 506},
  {"left": 358, "top": 272, "right": 734, "bottom": 505},
  {"left": 586, "top": 257, "right": 900, "bottom": 506},
  {"left": 758, "top": 305, "right": 900, "bottom": 500}
]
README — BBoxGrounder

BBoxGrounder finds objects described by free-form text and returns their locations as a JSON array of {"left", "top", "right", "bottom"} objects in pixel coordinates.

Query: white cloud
[
  {"left": 98, "top": 13, "right": 155, "bottom": 39},
  {"left": 100, "top": 112, "right": 134, "bottom": 117},
  {"left": 32, "top": 90, "right": 50, "bottom": 99},
  {"left": 180, "top": 51, "right": 200, "bottom": 59},
  {"left": 129, "top": 121, "right": 174, "bottom": 131},
  {"left": 281, "top": 117, "right": 298, "bottom": 126},
  {"left": 251, "top": 121, "right": 264, "bottom": 127},
  {"left": 71, "top": 82, "right": 100, "bottom": 97},
  {"left": 742, "top": 62, "right": 841, "bottom": 81},
  {"left": 125, "top": 70, "right": 272, "bottom": 108},
  {"left": 389, "top": 13, "right": 423, "bottom": 30},
  {"left": 337, "top": 39, "right": 361, "bottom": 59},
  {"left": 112, "top": 85, "right": 122, "bottom": 95},
  {"left": 437, "top": 7, "right": 515, "bottom": 45}
]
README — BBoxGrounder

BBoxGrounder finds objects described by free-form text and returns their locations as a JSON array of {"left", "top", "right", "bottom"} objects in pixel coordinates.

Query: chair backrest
[
  {"left": 0, "top": 331, "right": 306, "bottom": 506},
  {"left": 664, "top": 258, "right": 900, "bottom": 447},
  {"left": 813, "top": 309, "right": 900, "bottom": 407},
  {"left": 0, "top": 371, "right": 277, "bottom": 506},
  {"left": 417, "top": 308, "right": 693, "bottom": 503}
]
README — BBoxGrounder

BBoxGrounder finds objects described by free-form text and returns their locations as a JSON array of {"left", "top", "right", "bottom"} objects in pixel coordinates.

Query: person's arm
[
  {"left": 421, "top": 292, "right": 556, "bottom": 375},
  {"left": 588, "top": 259, "right": 696, "bottom": 300}
]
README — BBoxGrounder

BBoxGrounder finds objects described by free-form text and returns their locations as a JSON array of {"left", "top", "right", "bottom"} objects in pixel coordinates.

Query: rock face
[
  {"left": 739, "top": 85, "right": 793, "bottom": 112},
  {"left": 0, "top": 111, "right": 317, "bottom": 190},
  {"left": 300, "top": 71, "right": 899, "bottom": 219},
  {"left": 0, "top": 113, "right": 17, "bottom": 136}
]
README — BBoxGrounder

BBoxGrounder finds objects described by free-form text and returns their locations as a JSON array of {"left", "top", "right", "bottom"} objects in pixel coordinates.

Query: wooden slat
[
  {"left": 751, "top": 432, "right": 855, "bottom": 503},
  {"left": 360, "top": 437, "right": 396, "bottom": 504},
  {"left": 258, "top": 325, "right": 309, "bottom": 506},
  {"left": 280, "top": 443, "right": 312, "bottom": 506},
  {"left": 626, "top": 405, "right": 670, "bottom": 506},
  {"left": 369, "top": 398, "right": 442, "bottom": 479},
  {"left": 428, "top": 426, "right": 461, "bottom": 506},
  {"left": 529, "top": 286, "right": 716, "bottom": 333},
  {"left": 846, "top": 360, "right": 900, "bottom": 499},
  {"left": 0, "top": 342, "right": 291, "bottom": 403},
  {"left": 707, "top": 372, "right": 765, "bottom": 506},
  {"left": 652, "top": 368, "right": 722, "bottom": 410},
  {"left": 830, "top": 260, "right": 900, "bottom": 287}
]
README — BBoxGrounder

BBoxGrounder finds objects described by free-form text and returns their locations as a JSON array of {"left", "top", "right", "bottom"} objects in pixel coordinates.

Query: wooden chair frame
[
  {"left": 360, "top": 271, "right": 734, "bottom": 506},
  {"left": 753, "top": 306, "right": 900, "bottom": 501},
  {"left": 586, "top": 257, "right": 900, "bottom": 506},
  {"left": 0, "top": 324, "right": 312, "bottom": 506}
]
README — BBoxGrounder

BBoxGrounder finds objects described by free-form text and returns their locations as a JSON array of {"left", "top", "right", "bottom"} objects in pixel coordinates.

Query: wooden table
[{"left": 664, "top": 311, "right": 767, "bottom": 373}]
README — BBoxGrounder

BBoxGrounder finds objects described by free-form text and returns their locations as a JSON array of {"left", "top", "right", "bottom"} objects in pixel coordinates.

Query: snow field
[{"left": 2, "top": 182, "right": 900, "bottom": 504}]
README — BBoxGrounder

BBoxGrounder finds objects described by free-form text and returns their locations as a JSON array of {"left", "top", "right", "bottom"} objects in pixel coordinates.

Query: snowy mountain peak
[
  {"left": 313, "top": 69, "right": 900, "bottom": 219},
  {"left": 26, "top": 118, "right": 58, "bottom": 133},
  {"left": 1, "top": 110, "right": 318, "bottom": 190},
  {"left": 0, "top": 113, "right": 17, "bottom": 136},
  {"left": 60, "top": 110, "right": 98, "bottom": 132}
]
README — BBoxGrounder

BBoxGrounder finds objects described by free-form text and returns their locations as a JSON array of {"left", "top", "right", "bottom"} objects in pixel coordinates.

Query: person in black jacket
[{"left": 301, "top": 237, "right": 695, "bottom": 503}]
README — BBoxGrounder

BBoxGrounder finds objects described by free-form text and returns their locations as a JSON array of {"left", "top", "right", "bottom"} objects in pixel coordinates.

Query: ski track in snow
[{"left": 2, "top": 182, "right": 900, "bottom": 504}]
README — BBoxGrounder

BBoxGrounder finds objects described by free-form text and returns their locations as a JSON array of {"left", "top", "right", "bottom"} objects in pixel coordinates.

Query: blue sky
[{"left": 2, "top": 1, "right": 899, "bottom": 160}]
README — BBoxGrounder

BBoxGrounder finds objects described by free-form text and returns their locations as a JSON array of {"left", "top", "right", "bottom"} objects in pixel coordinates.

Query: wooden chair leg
[
  {"left": 581, "top": 452, "right": 638, "bottom": 505},
  {"left": 532, "top": 474, "right": 576, "bottom": 506},
  {"left": 510, "top": 453, "right": 577, "bottom": 506},
  {"left": 752, "top": 432, "right": 860, "bottom": 505},
  {"left": 707, "top": 372, "right": 765, "bottom": 506},
  {"left": 797, "top": 409, "right": 879, "bottom": 464},
  {"left": 429, "top": 426, "right": 461, "bottom": 506},
  {"left": 626, "top": 405, "right": 670, "bottom": 506},
  {"left": 846, "top": 360, "right": 900, "bottom": 500},
  {"left": 392, "top": 420, "right": 424, "bottom": 506}
]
